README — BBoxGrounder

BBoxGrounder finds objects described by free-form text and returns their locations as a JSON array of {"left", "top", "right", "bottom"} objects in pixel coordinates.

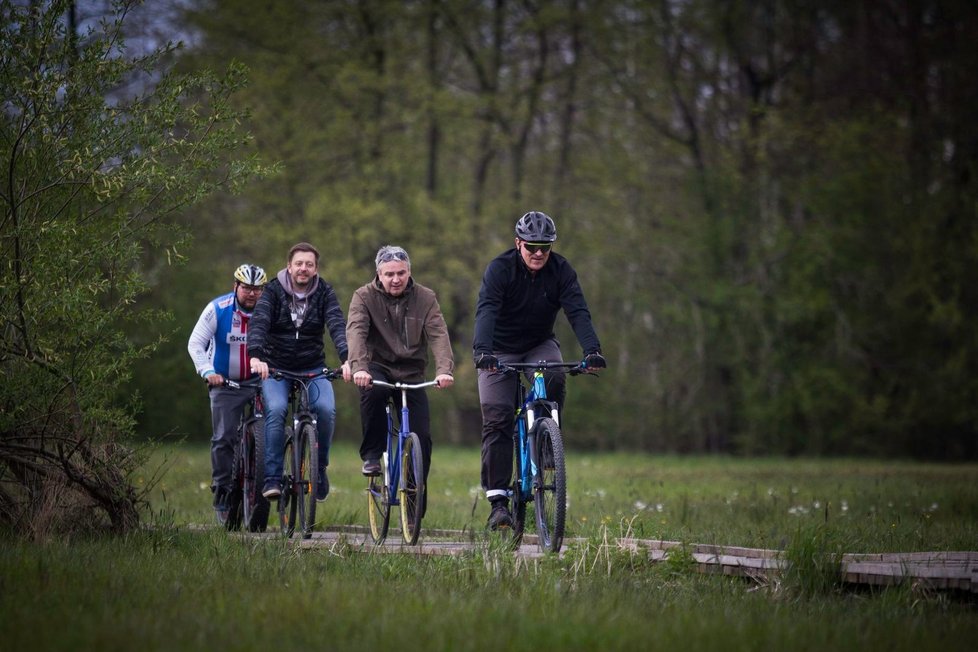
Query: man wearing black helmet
[
  {"left": 188, "top": 263, "right": 268, "bottom": 525},
  {"left": 473, "top": 211, "right": 606, "bottom": 531}
]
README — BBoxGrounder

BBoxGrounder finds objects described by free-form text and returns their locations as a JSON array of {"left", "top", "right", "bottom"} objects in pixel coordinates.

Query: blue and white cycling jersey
[{"left": 188, "top": 292, "right": 254, "bottom": 381}]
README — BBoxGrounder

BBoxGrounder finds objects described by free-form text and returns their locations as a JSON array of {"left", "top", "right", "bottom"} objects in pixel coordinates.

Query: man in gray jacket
[{"left": 344, "top": 245, "right": 454, "bottom": 499}]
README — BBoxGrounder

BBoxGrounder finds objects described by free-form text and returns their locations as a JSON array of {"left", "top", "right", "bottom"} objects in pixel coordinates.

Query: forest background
[{"left": 8, "top": 0, "right": 978, "bottom": 465}]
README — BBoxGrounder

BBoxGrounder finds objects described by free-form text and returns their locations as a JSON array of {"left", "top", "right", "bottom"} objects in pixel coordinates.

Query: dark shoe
[
  {"left": 262, "top": 479, "right": 282, "bottom": 499},
  {"left": 487, "top": 501, "right": 513, "bottom": 531},
  {"left": 361, "top": 459, "right": 381, "bottom": 476},
  {"left": 213, "top": 486, "right": 230, "bottom": 526},
  {"left": 316, "top": 467, "right": 329, "bottom": 502}
]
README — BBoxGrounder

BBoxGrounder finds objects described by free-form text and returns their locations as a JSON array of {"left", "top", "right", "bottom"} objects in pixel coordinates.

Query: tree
[{"left": 0, "top": 0, "right": 268, "bottom": 536}]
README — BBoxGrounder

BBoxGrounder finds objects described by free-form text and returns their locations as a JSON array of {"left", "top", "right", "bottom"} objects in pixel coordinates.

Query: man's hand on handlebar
[
  {"left": 434, "top": 373, "right": 454, "bottom": 389},
  {"left": 474, "top": 353, "right": 499, "bottom": 371},
  {"left": 250, "top": 357, "right": 269, "bottom": 380}
]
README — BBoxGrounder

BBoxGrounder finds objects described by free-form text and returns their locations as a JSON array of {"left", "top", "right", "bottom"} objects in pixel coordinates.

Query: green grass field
[{"left": 3, "top": 442, "right": 977, "bottom": 651}]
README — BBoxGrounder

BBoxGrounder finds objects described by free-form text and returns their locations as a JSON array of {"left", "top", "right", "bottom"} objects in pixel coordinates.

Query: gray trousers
[
  {"left": 209, "top": 384, "right": 258, "bottom": 496},
  {"left": 478, "top": 338, "right": 566, "bottom": 501}
]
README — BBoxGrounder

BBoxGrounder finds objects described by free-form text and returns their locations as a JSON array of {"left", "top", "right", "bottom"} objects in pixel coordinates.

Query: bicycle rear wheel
[
  {"left": 243, "top": 416, "right": 270, "bottom": 533},
  {"left": 226, "top": 423, "right": 245, "bottom": 531},
  {"left": 532, "top": 417, "right": 566, "bottom": 553},
  {"left": 279, "top": 426, "right": 297, "bottom": 537},
  {"left": 367, "top": 445, "right": 391, "bottom": 544},
  {"left": 296, "top": 422, "right": 318, "bottom": 539},
  {"left": 510, "top": 424, "right": 527, "bottom": 546},
  {"left": 399, "top": 433, "right": 425, "bottom": 545}
]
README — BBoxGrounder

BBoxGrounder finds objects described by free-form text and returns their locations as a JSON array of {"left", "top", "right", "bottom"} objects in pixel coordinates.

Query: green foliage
[{"left": 0, "top": 0, "right": 269, "bottom": 534}]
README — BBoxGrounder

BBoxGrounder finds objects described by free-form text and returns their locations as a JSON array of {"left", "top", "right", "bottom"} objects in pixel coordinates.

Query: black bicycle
[
  {"left": 223, "top": 376, "right": 270, "bottom": 533},
  {"left": 268, "top": 367, "right": 342, "bottom": 539}
]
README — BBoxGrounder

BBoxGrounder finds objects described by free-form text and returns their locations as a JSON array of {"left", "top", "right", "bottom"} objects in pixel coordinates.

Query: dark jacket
[
  {"left": 247, "top": 272, "right": 348, "bottom": 370},
  {"left": 347, "top": 277, "right": 454, "bottom": 383},
  {"left": 472, "top": 248, "right": 601, "bottom": 356}
]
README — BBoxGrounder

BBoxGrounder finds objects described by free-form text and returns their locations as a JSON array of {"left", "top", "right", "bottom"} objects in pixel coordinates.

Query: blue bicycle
[
  {"left": 499, "top": 360, "right": 590, "bottom": 553},
  {"left": 366, "top": 379, "right": 438, "bottom": 545}
]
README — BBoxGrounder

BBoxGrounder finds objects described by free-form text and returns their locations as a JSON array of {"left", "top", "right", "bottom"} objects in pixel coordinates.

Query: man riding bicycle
[
  {"left": 187, "top": 263, "right": 267, "bottom": 525},
  {"left": 344, "top": 245, "right": 455, "bottom": 515},
  {"left": 472, "top": 211, "right": 606, "bottom": 531},
  {"left": 247, "top": 242, "right": 350, "bottom": 502}
]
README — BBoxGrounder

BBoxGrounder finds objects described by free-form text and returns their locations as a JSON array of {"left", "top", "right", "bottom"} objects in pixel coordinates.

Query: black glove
[
  {"left": 584, "top": 352, "right": 606, "bottom": 369},
  {"left": 474, "top": 353, "right": 499, "bottom": 371}
]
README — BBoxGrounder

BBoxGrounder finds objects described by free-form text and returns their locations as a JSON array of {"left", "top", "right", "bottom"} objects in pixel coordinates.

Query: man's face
[
  {"left": 288, "top": 251, "right": 318, "bottom": 289},
  {"left": 517, "top": 238, "right": 552, "bottom": 272},
  {"left": 235, "top": 283, "right": 263, "bottom": 310},
  {"left": 377, "top": 260, "right": 411, "bottom": 296}
]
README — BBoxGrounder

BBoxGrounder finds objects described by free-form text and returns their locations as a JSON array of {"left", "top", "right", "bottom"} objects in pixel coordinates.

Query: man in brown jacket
[{"left": 344, "top": 245, "right": 454, "bottom": 493}]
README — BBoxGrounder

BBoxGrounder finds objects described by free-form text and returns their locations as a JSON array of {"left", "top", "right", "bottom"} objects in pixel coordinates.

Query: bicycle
[
  {"left": 365, "top": 379, "right": 439, "bottom": 545},
  {"left": 222, "top": 376, "right": 270, "bottom": 533},
  {"left": 267, "top": 367, "right": 342, "bottom": 539},
  {"left": 498, "top": 360, "right": 591, "bottom": 553}
]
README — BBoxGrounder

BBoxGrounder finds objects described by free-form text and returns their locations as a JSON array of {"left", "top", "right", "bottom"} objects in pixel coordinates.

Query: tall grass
[{"left": 2, "top": 443, "right": 976, "bottom": 651}]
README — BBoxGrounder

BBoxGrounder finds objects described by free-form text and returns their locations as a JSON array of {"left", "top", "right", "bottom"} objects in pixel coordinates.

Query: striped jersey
[{"left": 188, "top": 292, "right": 254, "bottom": 381}]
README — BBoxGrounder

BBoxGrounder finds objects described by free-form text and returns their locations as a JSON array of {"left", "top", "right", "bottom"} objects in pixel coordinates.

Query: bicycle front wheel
[
  {"left": 367, "top": 448, "right": 391, "bottom": 544},
  {"left": 296, "top": 422, "right": 318, "bottom": 539},
  {"left": 243, "top": 416, "right": 270, "bottom": 533},
  {"left": 532, "top": 417, "right": 566, "bottom": 553},
  {"left": 399, "top": 433, "right": 425, "bottom": 545},
  {"left": 226, "top": 421, "right": 245, "bottom": 532},
  {"left": 279, "top": 426, "right": 297, "bottom": 537}
]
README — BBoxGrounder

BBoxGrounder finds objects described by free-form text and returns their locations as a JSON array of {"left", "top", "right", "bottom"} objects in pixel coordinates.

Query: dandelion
[
  {"left": 656, "top": 503, "right": 664, "bottom": 513},
  {"left": 841, "top": 500, "right": 849, "bottom": 513},
  {"left": 634, "top": 500, "right": 647, "bottom": 511},
  {"left": 813, "top": 500, "right": 821, "bottom": 509},
  {"left": 929, "top": 502, "right": 939, "bottom": 512},
  {"left": 198, "top": 482, "right": 209, "bottom": 491}
]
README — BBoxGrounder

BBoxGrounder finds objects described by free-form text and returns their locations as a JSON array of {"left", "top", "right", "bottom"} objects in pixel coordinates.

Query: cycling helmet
[
  {"left": 514, "top": 211, "right": 557, "bottom": 242},
  {"left": 233, "top": 264, "right": 267, "bottom": 286}
]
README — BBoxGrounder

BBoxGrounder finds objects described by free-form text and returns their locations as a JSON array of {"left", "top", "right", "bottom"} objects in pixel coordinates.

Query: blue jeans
[{"left": 262, "top": 369, "right": 337, "bottom": 481}]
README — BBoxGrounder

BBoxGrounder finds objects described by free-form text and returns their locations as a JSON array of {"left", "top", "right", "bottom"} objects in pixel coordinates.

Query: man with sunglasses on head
[
  {"left": 344, "top": 245, "right": 455, "bottom": 513},
  {"left": 188, "top": 263, "right": 268, "bottom": 525},
  {"left": 473, "top": 211, "right": 606, "bottom": 532}
]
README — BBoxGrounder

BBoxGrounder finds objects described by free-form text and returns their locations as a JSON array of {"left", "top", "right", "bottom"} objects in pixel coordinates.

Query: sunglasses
[
  {"left": 377, "top": 249, "right": 409, "bottom": 264},
  {"left": 238, "top": 284, "right": 264, "bottom": 294},
  {"left": 523, "top": 242, "right": 552, "bottom": 254}
]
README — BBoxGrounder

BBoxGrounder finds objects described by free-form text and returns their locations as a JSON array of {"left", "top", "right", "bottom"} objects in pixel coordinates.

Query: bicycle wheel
[
  {"left": 225, "top": 424, "right": 245, "bottom": 531},
  {"left": 532, "top": 417, "right": 566, "bottom": 553},
  {"left": 399, "top": 432, "right": 425, "bottom": 545},
  {"left": 243, "top": 416, "right": 270, "bottom": 533},
  {"left": 279, "top": 425, "right": 297, "bottom": 537},
  {"left": 510, "top": 423, "right": 527, "bottom": 546},
  {"left": 367, "top": 432, "right": 393, "bottom": 544},
  {"left": 297, "top": 421, "right": 319, "bottom": 539}
]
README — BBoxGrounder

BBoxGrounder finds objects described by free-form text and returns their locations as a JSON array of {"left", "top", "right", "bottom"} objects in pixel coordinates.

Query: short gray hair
[{"left": 375, "top": 245, "right": 410, "bottom": 270}]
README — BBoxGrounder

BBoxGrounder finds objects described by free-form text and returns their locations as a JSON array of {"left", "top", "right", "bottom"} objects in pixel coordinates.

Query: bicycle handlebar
[
  {"left": 496, "top": 360, "right": 589, "bottom": 376},
  {"left": 370, "top": 379, "right": 441, "bottom": 390},
  {"left": 220, "top": 376, "right": 264, "bottom": 390},
  {"left": 268, "top": 367, "right": 343, "bottom": 382}
]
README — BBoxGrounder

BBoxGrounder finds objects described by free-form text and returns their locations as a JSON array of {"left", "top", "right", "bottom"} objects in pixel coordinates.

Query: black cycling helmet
[
  {"left": 514, "top": 211, "right": 557, "bottom": 243},
  {"left": 233, "top": 264, "right": 267, "bottom": 286}
]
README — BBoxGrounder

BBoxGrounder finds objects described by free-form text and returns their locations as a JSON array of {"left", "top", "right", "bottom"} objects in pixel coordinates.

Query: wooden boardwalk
[{"left": 267, "top": 525, "right": 978, "bottom": 593}]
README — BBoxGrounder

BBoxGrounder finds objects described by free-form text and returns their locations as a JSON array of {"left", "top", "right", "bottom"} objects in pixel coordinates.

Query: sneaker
[
  {"left": 262, "top": 479, "right": 282, "bottom": 499},
  {"left": 213, "top": 487, "right": 230, "bottom": 526},
  {"left": 361, "top": 459, "right": 381, "bottom": 476},
  {"left": 316, "top": 467, "right": 329, "bottom": 502},
  {"left": 487, "top": 501, "right": 513, "bottom": 531}
]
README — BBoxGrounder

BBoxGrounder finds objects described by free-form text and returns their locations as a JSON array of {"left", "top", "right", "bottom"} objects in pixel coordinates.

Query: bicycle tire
[
  {"left": 297, "top": 421, "right": 318, "bottom": 539},
  {"left": 244, "top": 417, "right": 270, "bottom": 533},
  {"left": 367, "top": 451, "right": 391, "bottom": 544},
  {"left": 399, "top": 432, "right": 425, "bottom": 545},
  {"left": 532, "top": 417, "right": 566, "bottom": 553},
  {"left": 510, "top": 423, "right": 527, "bottom": 546},
  {"left": 279, "top": 425, "right": 297, "bottom": 537},
  {"left": 226, "top": 424, "right": 245, "bottom": 531}
]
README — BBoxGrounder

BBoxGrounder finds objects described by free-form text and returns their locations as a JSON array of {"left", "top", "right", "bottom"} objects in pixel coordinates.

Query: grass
[{"left": 3, "top": 442, "right": 978, "bottom": 651}]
